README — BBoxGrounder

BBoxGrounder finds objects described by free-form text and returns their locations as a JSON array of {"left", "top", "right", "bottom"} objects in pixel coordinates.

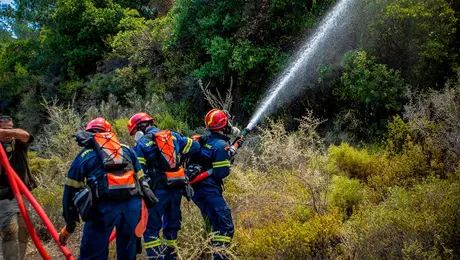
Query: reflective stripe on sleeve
[
  {"left": 182, "top": 138, "right": 193, "bottom": 154},
  {"left": 138, "top": 157, "right": 146, "bottom": 165},
  {"left": 212, "top": 160, "right": 231, "bottom": 168}
]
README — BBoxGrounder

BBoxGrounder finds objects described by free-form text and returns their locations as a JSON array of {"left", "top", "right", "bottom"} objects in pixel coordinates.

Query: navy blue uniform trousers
[
  {"left": 79, "top": 197, "right": 141, "bottom": 260},
  {"left": 143, "top": 189, "right": 182, "bottom": 258}
]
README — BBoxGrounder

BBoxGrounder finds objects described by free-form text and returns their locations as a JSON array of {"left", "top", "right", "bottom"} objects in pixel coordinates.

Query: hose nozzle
[{"left": 231, "top": 128, "right": 250, "bottom": 147}]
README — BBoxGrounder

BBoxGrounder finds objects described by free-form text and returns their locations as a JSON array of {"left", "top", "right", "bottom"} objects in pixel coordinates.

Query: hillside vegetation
[{"left": 1, "top": 0, "right": 460, "bottom": 259}]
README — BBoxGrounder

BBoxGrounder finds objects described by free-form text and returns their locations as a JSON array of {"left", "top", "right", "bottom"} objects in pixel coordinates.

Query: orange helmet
[
  {"left": 86, "top": 117, "right": 112, "bottom": 132},
  {"left": 205, "top": 108, "right": 229, "bottom": 131},
  {"left": 127, "top": 112, "right": 154, "bottom": 135}
]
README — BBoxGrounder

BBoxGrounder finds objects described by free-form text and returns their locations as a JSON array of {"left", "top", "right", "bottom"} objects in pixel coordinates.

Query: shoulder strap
[
  {"left": 154, "top": 130, "right": 178, "bottom": 169},
  {"left": 93, "top": 132, "right": 127, "bottom": 170}
]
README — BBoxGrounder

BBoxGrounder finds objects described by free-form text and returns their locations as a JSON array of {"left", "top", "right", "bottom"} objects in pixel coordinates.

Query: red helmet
[
  {"left": 205, "top": 108, "right": 229, "bottom": 131},
  {"left": 86, "top": 117, "right": 112, "bottom": 132},
  {"left": 127, "top": 112, "right": 154, "bottom": 135}
]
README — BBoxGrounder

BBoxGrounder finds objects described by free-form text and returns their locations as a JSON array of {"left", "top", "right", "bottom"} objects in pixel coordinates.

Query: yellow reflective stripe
[
  {"left": 136, "top": 170, "right": 145, "bottom": 179},
  {"left": 65, "top": 178, "right": 84, "bottom": 188},
  {"left": 213, "top": 163, "right": 231, "bottom": 168},
  {"left": 81, "top": 149, "right": 93, "bottom": 158},
  {"left": 146, "top": 141, "right": 155, "bottom": 147},
  {"left": 164, "top": 239, "right": 177, "bottom": 247},
  {"left": 212, "top": 160, "right": 231, "bottom": 168},
  {"left": 212, "top": 235, "right": 232, "bottom": 243},
  {"left": 207, "top": 110, "right": 220, "bottom": 125},
  {"left": 145, "top": 239, "right": 162, "bottom": 248},
  {"left": 182, "top": 138, "right": 193, "bottom": 154},
  {"left": 138, "top": 157, "right": 146, "bottom": 165}
]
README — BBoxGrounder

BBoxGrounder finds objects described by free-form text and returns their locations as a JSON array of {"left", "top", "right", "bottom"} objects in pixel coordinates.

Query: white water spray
[{"left": 246, "top": 0, "right": 357, "bottom": 131}]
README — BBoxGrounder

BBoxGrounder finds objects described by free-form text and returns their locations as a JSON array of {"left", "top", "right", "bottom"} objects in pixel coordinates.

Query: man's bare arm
[{"left": 0, "top": 129, "right": 31, "bottom": 143}]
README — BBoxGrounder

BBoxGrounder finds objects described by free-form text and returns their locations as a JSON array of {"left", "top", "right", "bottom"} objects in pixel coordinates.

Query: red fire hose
[
  {"left": 109, "top": 229, "right": 116, "bottom": 242},
  {"left": 0, "top": 144, "right": 74, "bottom": 260},
  {"left": 12, "top": 172, "right": 74, "bottom": 259}
]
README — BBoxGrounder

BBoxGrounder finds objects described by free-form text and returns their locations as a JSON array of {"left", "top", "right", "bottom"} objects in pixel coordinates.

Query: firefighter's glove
[
  {"left": 182, "top": 183, "right": 194, "bottom": 201},
  {"left": 229, "top": 136, "right": 245, "bottom": 157},
  {"left": 186, "top": 164, "right": 203, "bottom": 181},
  {"left": 236, "top": 136, "right": 245, "bottom": 147},
  {"left": 141, "top": 181, "right": 159, "bottom": 208},
  {"left": 59, "top": 226, "right": 72, "bottom": 246}
]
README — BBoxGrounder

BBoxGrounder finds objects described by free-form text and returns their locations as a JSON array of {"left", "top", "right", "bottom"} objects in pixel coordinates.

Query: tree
[
  {"left": 332, "top": 50, "right": 408, "bottom": 138},
  {"left": 363, "top": 0, "right": 457, "bottom": 89}
]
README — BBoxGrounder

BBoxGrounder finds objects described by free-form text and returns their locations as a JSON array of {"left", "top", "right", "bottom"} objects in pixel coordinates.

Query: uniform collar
[
  {"left": 209, "top": 132, "right": 230, "bottom": 142},
  {"left": 145, "top": 127, "right": 160, "bottom": 135}
]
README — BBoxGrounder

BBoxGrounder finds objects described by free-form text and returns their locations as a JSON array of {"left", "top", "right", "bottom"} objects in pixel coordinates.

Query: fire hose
[{"left": 0, "top": 143, "right": 74, "bottom": 260}]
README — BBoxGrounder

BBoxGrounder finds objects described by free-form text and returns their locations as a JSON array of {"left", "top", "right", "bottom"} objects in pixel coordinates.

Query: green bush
[
  {"left": 237, "top": 210, "right": 344, "bottom": 259},
  {"left": 363, "top": 0, "right": 457, "bottom": 88},
  {"left": 332, "top": 50, "right": 408, "bottom": 139},
  {"left": 346, "top": 178, "right": 460, "bottom": 259},
  {"left": 329, "top": 176, "right": 366, "bottom": 217},
  {"left": 328, "top": 143, "right": 376, "bottom": 181}
]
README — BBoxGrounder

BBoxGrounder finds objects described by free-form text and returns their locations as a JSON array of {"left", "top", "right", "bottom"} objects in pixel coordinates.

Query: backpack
[
  {"left": 90, "top": 132, "right": 142, "bottom": 200},
  {"left": 146, "top": 130, "right": 187, "bottom": 188}
]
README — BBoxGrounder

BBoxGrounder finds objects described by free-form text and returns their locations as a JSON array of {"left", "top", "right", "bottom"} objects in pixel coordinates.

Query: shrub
[
  {"left": 256, "top": 112, "right": 325, "bottom": 172},
  {"left": 328, "top": 176, "right": 367, "bottom": 217},
  {"left": 236, "top": 209, "right": 344, "bottom": 259},
  {"left": 331, "top": 50, "right": 409, "bottom": 140},
  {"left": 345, "top": 178, "right": 460, "bottom": 259},
  {"left": 328, "top": 140, "right": 433, "bottom": 195},
  {"left": 403, "top": 79, "right": 460, "bottom": 173},
  {"left": 328, "top": 143, "right": 377, "bottom": 181}
]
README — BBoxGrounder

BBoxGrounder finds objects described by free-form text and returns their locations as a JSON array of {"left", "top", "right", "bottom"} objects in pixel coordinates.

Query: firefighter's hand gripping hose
[
  {"left": 59, "top": 226, "right": 71, "bottom": 246},
  {"left": 228, "top": 128, "right": 249, "bottom": 157},
  {"left": 0, "top": 143, "right": 75, "bottom": 260}
]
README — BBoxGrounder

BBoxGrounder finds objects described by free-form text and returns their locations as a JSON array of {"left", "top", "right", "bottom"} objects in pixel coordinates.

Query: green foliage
[
  {"left": 346, "top": 178, "right": 460, "bottom": 259},
  {"left": 237, "top": 210, "right": 344, "bottom": 259},
  {"left": 328, "top": 140, "right": 434, "bottom": 195},
  {"left": 364, "top": 0, "right": 457, "bottom": 88},
  {"left": 328, "top": 143, "right": 376, "bottom": 181},
  {"left": 329, "top": 176, "right": 366, "bottom": 216},
  {"left": 0, "top": 39, "right": 39, "bottom": 72},
  {"left": 110, "top": 9, "right": 170, "bottom": 67},
  {"left": 155, "top": 112, "right": 191, "bottom": 136},
  {"left": 338, "top": 51, "right": 407, "bottom": 113},
  {"left": 231, "top": 40, "right": 287, "bottom": 76},
  {"left": 332, "top": 50, "right": 408, "bottom": 139},
  {"left": 194, "top": 36, "right": 233, "bottom": 79},
  {"left": 39, "top": 0, "right": 126, "bottom": 77}
]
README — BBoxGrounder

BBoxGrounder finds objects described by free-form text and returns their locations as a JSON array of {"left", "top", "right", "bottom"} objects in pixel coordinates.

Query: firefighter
[
  {"left": 59, "top": 117, "right": 156, "bottom": 260},
  {"left": 127, "top": 113, "right": 200, "bottom": 260},
  {"left": 187, "top": 109, "right": 243, "bottom": 260}
]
